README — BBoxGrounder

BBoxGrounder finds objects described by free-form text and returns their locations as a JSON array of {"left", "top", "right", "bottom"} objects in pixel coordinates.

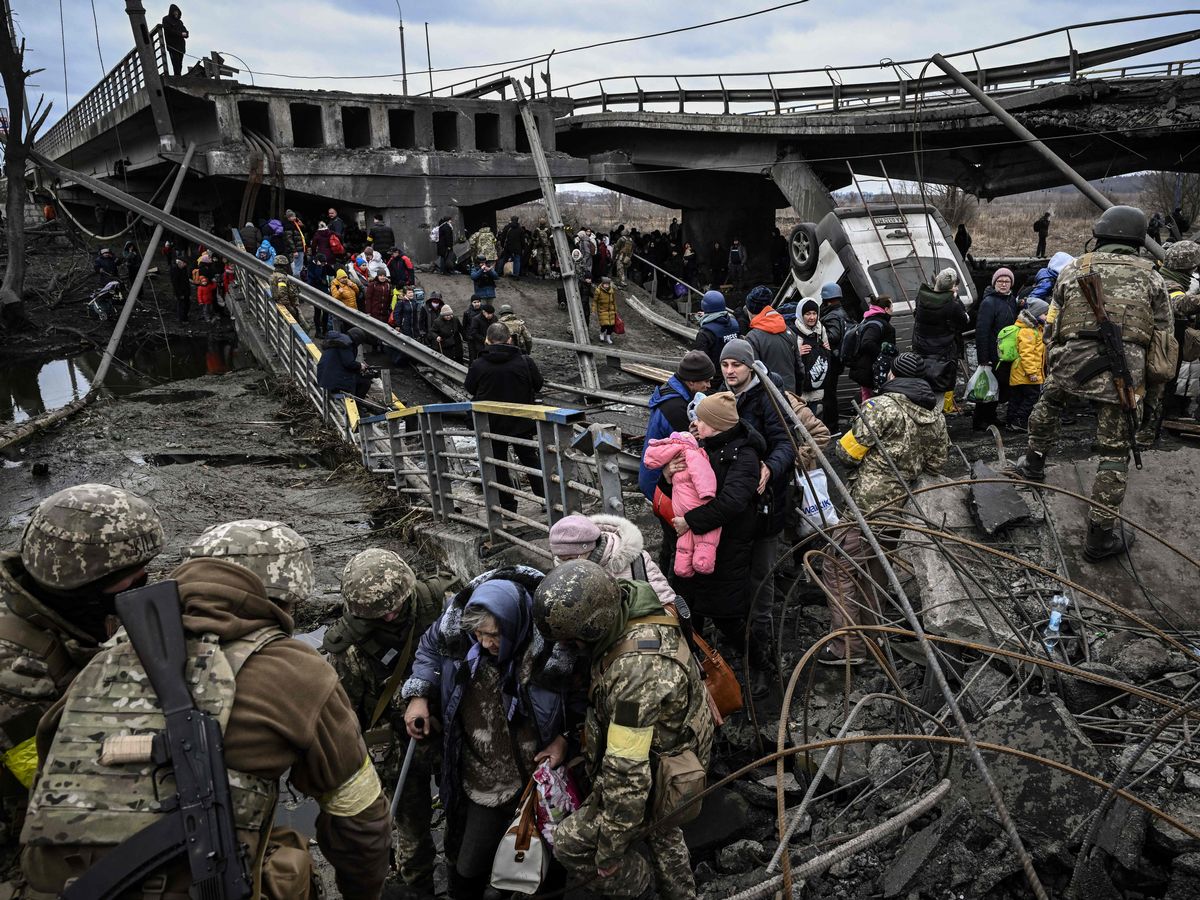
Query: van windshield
[{"left": 867, "top": 258, "right": 957, "bottom": 308}]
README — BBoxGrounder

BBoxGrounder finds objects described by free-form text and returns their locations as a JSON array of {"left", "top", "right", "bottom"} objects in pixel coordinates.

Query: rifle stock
[{"left": 1076, "top": 273, "right": 1143, "bottom": 470}]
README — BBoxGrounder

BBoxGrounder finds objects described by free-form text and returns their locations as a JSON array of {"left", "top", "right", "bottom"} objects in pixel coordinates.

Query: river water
[{"left": 1, "top": 334, "right": 249, "bottom": 426}]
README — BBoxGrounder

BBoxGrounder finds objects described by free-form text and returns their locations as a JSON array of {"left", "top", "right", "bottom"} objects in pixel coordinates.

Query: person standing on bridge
[
  {"left": 594, "top": 275, "right": 619, "bottom": 344},
  {"left": 1033, "top": 210, "right": 1052, "bottom": 258},
  {"left": 161, "top": 5, "right": 188, "bottom": 77},
  {"left": 465, "top": 322, "right": 546, "bottom": 512},
  {"left": 430, "top": 305, "right": 464, "bottom": 363},
  {"left": 728, "top": 239, "right": 747, "bottom": 291}
]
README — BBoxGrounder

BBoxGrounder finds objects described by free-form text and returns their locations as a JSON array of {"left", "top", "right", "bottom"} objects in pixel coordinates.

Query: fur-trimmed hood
[{"left": 589, "top": 514, "right": 644, "bottom": 575}]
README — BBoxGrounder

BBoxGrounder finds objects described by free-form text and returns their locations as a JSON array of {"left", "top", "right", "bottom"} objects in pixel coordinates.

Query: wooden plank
[{"left": 620, "top": 361, "right": 672, "bottom": 384}]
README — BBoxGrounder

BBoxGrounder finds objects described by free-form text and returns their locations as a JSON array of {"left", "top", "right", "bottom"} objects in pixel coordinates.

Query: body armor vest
[
  {"left": 22, "top": 626, "right": 284, "bottom": 863},
  {"left": 1055, "top": 252, "right": 1156, "bottom": 348}
]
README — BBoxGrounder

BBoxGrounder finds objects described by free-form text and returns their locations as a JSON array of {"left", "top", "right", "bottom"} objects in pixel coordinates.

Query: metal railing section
[
  {"left": 633, "top": 253, "right": 705, "bottom": 318},
  {"left": 35, "top": 26, "right": 168, "bottom": 160},
  {"left": 356, "top": 402, "right": 626, "bottom": 560}
]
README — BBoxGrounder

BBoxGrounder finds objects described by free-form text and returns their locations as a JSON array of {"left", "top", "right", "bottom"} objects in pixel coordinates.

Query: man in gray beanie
[{"left": 718, "top": 338, "right": 795, "bottom": 698}]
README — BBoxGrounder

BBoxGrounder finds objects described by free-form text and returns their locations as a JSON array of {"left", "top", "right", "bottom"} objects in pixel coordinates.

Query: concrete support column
[
  {"left": 377, "top": 206, "right": 456, "bottom": 264},
  {"left": 770, "top": 152, "right": 836, "bottom": 223},
  {"left": 456, "top": 111, "right": 475, "bottom": 152},
  {"left": 683, "top": 207, "right": 776, "bottom": 286},
  {"left": 368, "top": 105, "right": 389, "bottom": 149},
  {"left": 412, "top": 108, "right": 434, "bottom": 150},
  {"left": 268, "top": 98, "right": 293, "bottom": 148},
  {"left": 212, "top": 94, "right": 241, "bottom": 143},
  {"left": 322, "top": 105, "right": 344, "bottom": 149},
  {"left": 498, "top": 113, "right": 517, "bottom": 152}
]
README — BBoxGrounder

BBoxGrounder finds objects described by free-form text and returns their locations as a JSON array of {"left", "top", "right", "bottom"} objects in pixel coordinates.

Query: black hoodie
[
  {"left": 161, "top": 5, "right": 188, "bottom": 50},
  {"left": 882, "top": 376, "right": 939, "bottom": 411}
]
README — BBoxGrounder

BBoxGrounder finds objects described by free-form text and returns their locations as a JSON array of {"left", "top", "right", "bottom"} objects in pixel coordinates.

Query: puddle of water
[{"left": 0, "top": 335, "right": 249, "bottom": 426}]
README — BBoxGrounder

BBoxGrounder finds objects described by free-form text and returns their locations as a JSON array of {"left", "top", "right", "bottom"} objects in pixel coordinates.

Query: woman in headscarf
[{"left": 402, "top": 568, "right": 579, "bottom": 899}]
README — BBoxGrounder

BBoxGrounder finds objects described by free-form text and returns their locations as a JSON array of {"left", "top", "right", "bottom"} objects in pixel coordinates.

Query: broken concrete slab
[
  {"left": 716, "top": 839, "right": 766, "bottom": 874},
  {"left": 970, "top": 460, "right": 1031, "bottom": 535},
  {"left": 683, "top": 787, "right": 749, "bottom": 855},
  {"left": 950, "top": 694, "right": 1104, "bottom": 839},
  {"left": 1165, "top": 851, "right": 1200, "bottom": 900},
  {"left": 881, "top": 795, "right": 971, "bottom": 897},
  {"left": 1094, "top": 796, "right": 1150, "bottom": 869}
]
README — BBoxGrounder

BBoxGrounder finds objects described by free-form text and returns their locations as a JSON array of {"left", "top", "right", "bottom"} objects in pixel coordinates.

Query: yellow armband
[
  {"left": 839, "top": 430, "right": 870, "bottom": 462},
  {"left": 3, "top": 736, "right": 38, "bottom": 789},
  {"left": 606, "top": 722, "right": 653, "bottom": 761},
  {"left": 319, "top": 755, "right": 382, "bottom": 817}
]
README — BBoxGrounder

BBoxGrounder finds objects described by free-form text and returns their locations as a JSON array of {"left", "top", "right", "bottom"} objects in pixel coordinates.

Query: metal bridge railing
[
  {"left": 230, "top": 258, "right": 627, "bottom": 560},
  {"left": 356, "top": 403, "right": 625, "bottom": 561},
  {"left": 34, "top": 25, "right": 168, "bottom": 160}
]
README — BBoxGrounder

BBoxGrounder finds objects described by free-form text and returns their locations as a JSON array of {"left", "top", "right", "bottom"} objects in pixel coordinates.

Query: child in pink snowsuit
[{"left": 643, "top": 431, "right": 721, "bottom": 576}]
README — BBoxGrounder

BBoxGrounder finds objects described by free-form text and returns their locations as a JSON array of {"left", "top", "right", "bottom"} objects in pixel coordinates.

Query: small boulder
[{"left": 716, "top": 839, "right": 765, "bottom": 874}]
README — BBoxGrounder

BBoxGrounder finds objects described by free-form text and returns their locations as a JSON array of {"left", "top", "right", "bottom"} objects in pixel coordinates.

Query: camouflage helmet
[
  {"left": 533, "top": 559, "right": 619, "bottom": 644},
  {"left": 273, "top": 255, "right": 290, "bottom": 269},
  {"left": 341, "top": 549, "right": 416, "bottom": 619},
  {"left": 1093, "top": 206, "right": 1147, "bottom": 244},
  {"left": 184, "top": 519, "right": 313, "bottom": 606},
  {"left": 1165, "top": 239, "right": 1200, "bottom": 272},
  {"left": 21, "top": 484, "right": 164, "bottom": 591}
]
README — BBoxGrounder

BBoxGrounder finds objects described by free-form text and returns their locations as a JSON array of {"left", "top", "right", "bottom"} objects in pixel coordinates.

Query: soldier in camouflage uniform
[
  {"left": 21, "top": 519, "right": 392, "bottom": 899},
  {"left": 498, "top": 303, "right": 534, "bottom": 354},
  {"left": 1152, "top": 240, "right": 1200, "bottom": 425},
  {"left": 468, "top": 225, "right": 497, "bottom": 265},
  {"left": 271, "top": 255, "right": 303, "bottom": 323},
  {"left": 0, "top": 484, "right": 162, "bottom": 874},
  {"left": 531, "top": 218, "right": 554, "bottom": 279},
  {"left": 614, "top": 232, "right": 634, "bottom": 287},
  {"left": 1016, "top": 206, "right": 1172, "bottom": 560},
  {"left": 826, "top": 352, "right": 948, "bottom": 663},
  {"left": 322, "top": 549, "right": 455, "bottom": 897},
  {"left": 535, "top": 560, "right": 713, "bottom": 900}
]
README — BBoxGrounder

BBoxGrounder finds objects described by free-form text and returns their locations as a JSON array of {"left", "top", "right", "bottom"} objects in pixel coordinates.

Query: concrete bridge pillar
[
  {"left": 770, "top": 151, "right": 836, "bottom": 224},
  {"left": 268, "top": 98, "right": 293, "bottom": 148},
  {"left": 369, "top": 105, "right": 389, "bottom": 149},
  {"left": 212, "top": 95, "right": 241, "bottom": 143},
  {"left": 322, "top": 105, "right": 343, "bottom": 150}
]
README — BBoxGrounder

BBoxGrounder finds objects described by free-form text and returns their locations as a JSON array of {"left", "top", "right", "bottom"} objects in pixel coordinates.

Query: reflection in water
[{"left": 1, "top": 334, "right": 248, "bottom": 426}]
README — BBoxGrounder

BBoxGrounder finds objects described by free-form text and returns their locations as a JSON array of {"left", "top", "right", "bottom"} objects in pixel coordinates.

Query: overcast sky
[{"left": 12, "top": 1, "right": 1198, "bottom": 127}]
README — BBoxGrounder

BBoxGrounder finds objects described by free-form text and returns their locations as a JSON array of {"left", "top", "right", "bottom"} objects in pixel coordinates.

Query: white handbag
[{"left": 489, "top": 779, "right": 549, "bottom": 894}]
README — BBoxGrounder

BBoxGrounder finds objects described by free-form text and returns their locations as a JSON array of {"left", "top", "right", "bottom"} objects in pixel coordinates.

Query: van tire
[{"left": 789, "top": 224, "right": 819, "bottom": 280}]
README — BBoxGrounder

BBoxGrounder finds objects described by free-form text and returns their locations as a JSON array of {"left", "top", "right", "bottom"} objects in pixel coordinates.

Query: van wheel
[{"left": 789, "top": 224, "right": 819, "bottom": 279}]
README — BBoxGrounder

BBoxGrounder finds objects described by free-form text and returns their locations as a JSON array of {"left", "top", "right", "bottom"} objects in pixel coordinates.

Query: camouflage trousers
[
  {"left": 375, "top": 736, "right": 436, "bottom": 885},
  {"left": 1138, "top": 380, "right": 1166, "bottom": 446},
  {"left": 554, "top": 794, "right": 696, "bottom": 900},
  {"left": 533, "top": 247, "right": 552, "bottom": 277},
  {"left": 1027, "top": 381, "right": 1130, "bottom": 527},
  {"left": 615, "top": 257, "right": 630, "bottom": 286}
]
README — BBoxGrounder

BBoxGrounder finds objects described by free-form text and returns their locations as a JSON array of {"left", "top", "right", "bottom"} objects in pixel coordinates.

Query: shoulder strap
[
  {"left": 0, "top": 610, "right": 75, "bottom": 687},
  {"left": 598, "top": 614, "right": 685, "bottom": 673},
  {"left": 631, "top": 554, "right": 648, "bottom": 583},
  {"left": 368, "top": 626, "right": 418, "bottom": 729},
  {"left": 222, "top": 626, "right": 289, "bottom": 678}
]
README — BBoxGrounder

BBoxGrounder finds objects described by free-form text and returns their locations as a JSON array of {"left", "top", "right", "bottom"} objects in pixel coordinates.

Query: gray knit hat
[
  {"left": 720, "top": 338, "right": 756, "bottom": 368},
  {"left": 891, "top": 352, "right": 925, "bottom": 379}
]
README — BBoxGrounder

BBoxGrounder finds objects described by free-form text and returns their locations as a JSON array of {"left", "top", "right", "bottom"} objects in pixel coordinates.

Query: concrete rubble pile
[{"left": 682, "top": 453, "right": 1200, "bottom": 900}]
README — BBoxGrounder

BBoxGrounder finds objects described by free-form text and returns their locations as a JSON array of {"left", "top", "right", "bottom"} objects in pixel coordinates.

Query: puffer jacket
[
  {"left": 363, "top": 279, "right": 391, "bottom": 322},
  {"left": 1009, "top": 314, "right": 1045, "bottom": 386},
  {"left": 402, "top": 568, "right": 580, "bottom": 822},
  {"left": 593, "top": 283, "right": 617, "bottom": 327},
  {"left": 639, "top": 376, "right": 693, "bottom": 498},
  {"left": 912, "top": 286, "right": 969, "bottom": 361},
  {"left": 330, "top": 274, "right": 360, "bottom": 311},
  {"left": 584, "top": 514, "right": 677, "bottom": 607},
  {"left": 746, "top": 307, "right": 800, "bottom": 392},
  {"left": 316, "top": 332, "right": 362, "bottom": 393}
]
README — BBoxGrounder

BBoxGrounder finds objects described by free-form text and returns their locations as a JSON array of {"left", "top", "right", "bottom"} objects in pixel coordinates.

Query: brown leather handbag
[{"left": 689, "top": 630, "right": 743, "bottom": 724}]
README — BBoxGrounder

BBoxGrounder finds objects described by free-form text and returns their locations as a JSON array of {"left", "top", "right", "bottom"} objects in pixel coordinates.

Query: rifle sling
[
  {"left": 62, "top": 812, "right": 188, "bottom": 899},
  {"left": 369, "top": 626, "right": 417, "bottom": 730}
]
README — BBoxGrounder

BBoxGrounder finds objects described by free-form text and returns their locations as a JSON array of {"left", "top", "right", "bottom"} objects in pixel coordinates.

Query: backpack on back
[
  {"left": 840, "top": 318, "right": 881, "bottom": 363},
  {"left": 997, "top": 324, "right": 1020, "bottom": 363},
  {"left": 429, "top": 225, "right": 440, "bottom": 243},
  {"left": 328, "top": 233, "right": 345, "bottom": 257}
]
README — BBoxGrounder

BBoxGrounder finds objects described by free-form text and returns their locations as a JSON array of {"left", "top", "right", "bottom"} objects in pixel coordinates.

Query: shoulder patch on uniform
[{"left": 614, "top": 699, "right": 641, "bottom": 727}]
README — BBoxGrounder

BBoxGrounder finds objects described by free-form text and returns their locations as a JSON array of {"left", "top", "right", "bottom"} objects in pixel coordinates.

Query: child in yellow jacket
[{"left": 1007, "top": 299, "right": 1048, "bottom": 429}]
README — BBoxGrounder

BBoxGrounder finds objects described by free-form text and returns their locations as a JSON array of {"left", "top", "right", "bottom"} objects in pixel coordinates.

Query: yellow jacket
[
  {"left": 330, "top": 272, "right": 360, "bottom": 311},
  {"left": 1009, "top": 317, "right": 1045, "bottom": 386}
]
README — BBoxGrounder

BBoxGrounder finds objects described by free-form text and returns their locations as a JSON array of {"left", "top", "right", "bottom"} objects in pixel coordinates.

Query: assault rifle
[
  {"left": 64, "top": 580, "right": 251, "bottom": 900},
  {"left": 1075, "top": 272, "right": 1143, "bottom": 471}
]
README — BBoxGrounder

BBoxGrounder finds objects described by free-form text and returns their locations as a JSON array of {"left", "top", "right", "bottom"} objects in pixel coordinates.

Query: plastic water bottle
[{"left": 1042, "top": 595, "right": 1071, "bottom": 654}]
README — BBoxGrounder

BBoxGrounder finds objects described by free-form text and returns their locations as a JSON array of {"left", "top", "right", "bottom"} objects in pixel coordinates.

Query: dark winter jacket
[
  {"left": 693, "top": 314, "right": 740, "bottom": 376},
  {"left": 639, "top": 376, "right": 696, "bottom": 499},
  {"left": 675, "top": 422, "right": 765, "bottom": 619},
  {"left": 500, "top": 222, "right": 525, "bottom": 253},
  {"left": 974, "top": 286, "right": 1018, "bottom": 368},
  {"left": 327, "top": 216, "right": 345, "bottom": 237},
  {"left": 406, "top": 570, "right": 576, "bottom": 823},
  {"left": 168, "top": 262, "right": 190, "bottom": 294},
  {"left": 733, "top": 375, "right": 797, "bottom": 537},
  {"left": 316, "top": 332, "right": 362, "bottom": 394},
  {"left": 820, "top": 305, "right": 851, "bottom": 363},
  {"left": 465, "top": 342, "right": 543, "bottom": 437},
  {"left": 848, "top": 312, "right": 896, "bottom": 388},
  {"left": 312, "top": 228, "right": 334, "bottom": 261},
  {"left": 470, "top": 265, "right": 499, "bottom": 300},
  {"left": 912, "top": 286, "right": 969, "bottom": 361},
  {"left": 428, "top": 315, "right": 463, "bottom": 361},
  {"left": 368, "top": 222, "right": 396, "bottom": 251},
  {"left": 881, "top": 375, "right": 940, "bottom": 411},
  {"left": 93, "top": 253, "right": 119, "bottom": 277},
  {"left": 437, "top": 221, "right": 454, "bottom": 254},
  {"left": 746, "top": 308, "right": 801, "bottom": 393},
  {"left": 466, "top": 314, "right": 495, "bottom": 358},
  {"left": 161, "top": 5, "right": 187, "bottom": 51},
  {"left": 363, "top": 280, "right": 391, "bottom": 323},
  {"left": 238, "top": 224, "right": 259, "bottom": 253},
  {"left": 387, "top": 254, "right": 414, "bottom": 288}
]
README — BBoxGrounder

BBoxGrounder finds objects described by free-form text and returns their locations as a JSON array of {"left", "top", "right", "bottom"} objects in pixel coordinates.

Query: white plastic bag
[
  {"left": 965, "top": 365, "right": 999, "bottom": 403},
  {"left": 797, "top": 469, "right": 839, "bottom": 537}
]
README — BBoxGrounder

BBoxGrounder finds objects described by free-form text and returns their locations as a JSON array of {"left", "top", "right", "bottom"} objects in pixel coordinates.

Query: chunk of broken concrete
[
  {"left": 881, "top": 795, "right": 971, "bottom": 897},
  {"left": 716, "top": 839, "right": 765, "bottom": 874},
  {"left": 969, "top": 460, "right": 1031, "bottom": 536},
  {"left": 949, "top": 694, "right": 1104, "bottom": 839}
]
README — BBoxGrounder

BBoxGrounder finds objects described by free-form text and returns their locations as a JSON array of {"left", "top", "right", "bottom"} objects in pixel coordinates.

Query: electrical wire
[{"left": 57, "top": 0, "right": 67, "bottom": 106}]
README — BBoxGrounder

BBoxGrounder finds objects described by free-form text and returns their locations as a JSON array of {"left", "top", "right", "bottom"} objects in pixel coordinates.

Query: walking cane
[{"left": 389, "top": 717, "right": 422, "bottom": 819}]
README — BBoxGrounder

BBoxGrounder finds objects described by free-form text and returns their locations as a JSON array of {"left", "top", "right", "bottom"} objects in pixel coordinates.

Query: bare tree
[
  {"left": 922, "top": 183, "right": 978, "bottom": 228},
  {"left": 0, "top": 0, "right": 51, "bottom": 329},
  {"left": 1141, "top": 171, "right": 1200, "bottom": 224}
]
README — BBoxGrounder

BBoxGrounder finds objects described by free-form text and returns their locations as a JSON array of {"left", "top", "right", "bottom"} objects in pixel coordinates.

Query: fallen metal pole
[
  {"left": 536, "top": 336, "right": 682, "bottom": 368},
  {"left": 93, "top": 141, "right": 196, "bottom": 387},
  {"left": 508, "top": 77, "right": 601, "bottom": 393},
  {"left": 929, "top": 53, "right": 1165, "bottom": 261}
]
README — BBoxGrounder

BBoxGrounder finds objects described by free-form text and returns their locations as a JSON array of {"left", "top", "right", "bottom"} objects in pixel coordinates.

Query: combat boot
[
  {"left": 1084, "top": 520, "right": 1134, "bottom": 561},
  {"left": 748, "top": 640, "right": 776, "bottom": 701},
  {"left": 1013, "top": 449, "right": 1046, "bottom": 482}
]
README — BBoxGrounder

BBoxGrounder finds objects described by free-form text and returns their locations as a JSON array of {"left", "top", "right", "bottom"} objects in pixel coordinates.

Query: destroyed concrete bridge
[{"left": 36, "top": 7, "right": 1200, "bottom": 263}]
